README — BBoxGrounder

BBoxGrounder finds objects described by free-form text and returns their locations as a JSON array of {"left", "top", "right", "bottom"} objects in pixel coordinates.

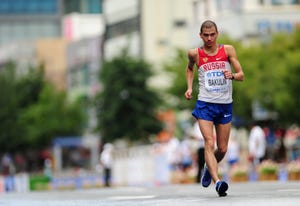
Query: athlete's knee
[{"left": 204, "top": 139, "right": 214, "bottom": 151}]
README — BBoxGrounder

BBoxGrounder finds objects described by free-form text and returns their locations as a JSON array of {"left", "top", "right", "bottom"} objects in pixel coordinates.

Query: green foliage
[
  {"left": 232, "top": 44, "right": 261, "bottom": 122},
  {"left": 255, "top": 29, "right": 300, "bottom": 125},
  {"left": 96, "top": 51, "right": 163, "bottom": 143},
  {"left": 0, "top": 62, "right": 20, "bottom": 150},
  {"left": 0, "top": 62, "right": 86, "bottom": 151},
  {"left": 258, "top": 160, "right": 278, "bottom": 175},
  {"left": 18, "top": 84, "right": 86, "bottom": 148}
]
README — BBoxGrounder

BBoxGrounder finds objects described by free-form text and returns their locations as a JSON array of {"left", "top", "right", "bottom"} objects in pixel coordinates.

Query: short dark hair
[{"left": 200, "top": 20, "right": 218, "bottom": 33}]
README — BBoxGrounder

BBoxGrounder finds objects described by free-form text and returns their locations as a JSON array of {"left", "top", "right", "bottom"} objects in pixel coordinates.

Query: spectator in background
[
  {"left": 100, "top": 143, "right": 114, "bottom": 187},
  {"left": 226, "top": 128, "right": 239, "bottom": 166},
  {"left": 179, "top": 137, "right": 193, "bottom": 173},
  {"left": 14, "top": 153, "right": 26, "bottom": 173},
  {"left": 1, "top": 153, "right": 15, "bottom": 176},
  {"left": 274, "top": 127, "right": 286, "bottom": 163},
  {"left": 284, "top": 125, "right": 299, "bottom": 161},
  {"left": 264, "top": 123, "right": 276, "bottom": 161},
  {"left": 165, "top": 135, "right": 181, "bottom": 171},
  {"left": 43, "top": 158, "right": 53, "bottom": 179},
  {"left": 297, "top": 127, "right": 300, "bottom": 160},
  {"left": 248, "top": 124, "right": 266, "bottom": 166},
  {"left": 152, "top": 131, "right": 179, "bottom": 185}
]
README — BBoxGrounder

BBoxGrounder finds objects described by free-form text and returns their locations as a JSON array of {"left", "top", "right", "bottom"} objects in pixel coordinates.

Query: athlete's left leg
[{"left": 215, "top": 122, "right": 231, "bottom": 163}]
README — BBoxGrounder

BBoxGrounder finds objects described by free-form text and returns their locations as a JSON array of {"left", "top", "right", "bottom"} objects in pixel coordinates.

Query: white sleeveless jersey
[{"left": 197, "top": 45, "right": 233, "bottom": 104}]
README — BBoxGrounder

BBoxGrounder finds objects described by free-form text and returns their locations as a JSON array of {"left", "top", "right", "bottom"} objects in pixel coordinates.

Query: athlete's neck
[{"left": 203, "top": 44, "right": 218, "bottom": 55}]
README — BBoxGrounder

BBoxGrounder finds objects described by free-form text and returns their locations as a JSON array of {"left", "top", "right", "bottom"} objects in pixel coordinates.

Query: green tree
[
  {"left": 256, "top": 28, "right": 300, "bottom": 125},
  {"left": 18, "top": 83, "right": 86, "bottom": 148},
  {"left": 232, "top": 42, "right": 262, "bottom": 123},
  {"left": 0, "top": 62, "right": 20, "bottom": 151},
  {"left": 96, "top": 52, "right": 163, "bottom": 143},
  {"left": 0, "top": 62, "right": 86, "bottom": 151}
]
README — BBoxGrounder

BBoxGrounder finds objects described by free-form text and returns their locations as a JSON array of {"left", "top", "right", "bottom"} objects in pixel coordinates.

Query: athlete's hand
[
  {"left": 223, "top": 70, "right": 233, "bottom": 79},
  {"left": 185, "top": 89, "right": 193, "bottom": 100}
]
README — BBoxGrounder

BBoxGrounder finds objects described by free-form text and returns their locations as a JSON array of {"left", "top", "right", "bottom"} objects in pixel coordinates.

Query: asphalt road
[{"left": 1, "top": 181, "right": 300, "bottom": 206}]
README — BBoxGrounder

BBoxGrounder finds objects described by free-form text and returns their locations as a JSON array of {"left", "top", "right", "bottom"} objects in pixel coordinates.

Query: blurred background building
[{"left": 0, "top": 0, "right": 104, "bottom": 136}]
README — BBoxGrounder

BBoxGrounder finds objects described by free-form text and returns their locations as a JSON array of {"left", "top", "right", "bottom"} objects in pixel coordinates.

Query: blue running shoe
[
  {"left": 215, "top": 181, "right": 228, "bottom": 197},
  {"left": 201, "top": 166, "right": 212, "bottom": 187}
]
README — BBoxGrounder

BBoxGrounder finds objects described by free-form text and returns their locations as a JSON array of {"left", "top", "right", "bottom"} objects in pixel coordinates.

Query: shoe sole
[
  {"left": 217, "top": 182, "right": 228, "bottom": 197},
  {"left": 219, "top": 192, "right": 227, "bottom": 197}
]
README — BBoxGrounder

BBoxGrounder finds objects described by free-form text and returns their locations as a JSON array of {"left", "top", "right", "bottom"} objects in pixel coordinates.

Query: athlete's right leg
[{"left": 198, "top": 119, "right": 219, "bottom": 184}]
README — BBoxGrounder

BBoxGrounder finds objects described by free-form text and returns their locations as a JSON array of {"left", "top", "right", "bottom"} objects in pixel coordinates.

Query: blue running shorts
[{"left": 192, "top": 100, "right": 232, "bottom": 124}]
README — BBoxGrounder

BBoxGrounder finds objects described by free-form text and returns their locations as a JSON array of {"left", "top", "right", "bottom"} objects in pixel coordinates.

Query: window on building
[
  {"left": 63, "top": 0, "right": 102, "bottom": 14},
  {"left": 272, "top": 0, "right": 299, "bottom": 5},
  {"left": 0, "top": 21, "right": 59, "bottom": 46},
  {"left": 64, "top": 0, "right": 81, "bottom": 13},
  {"left": 81, "top": 64, "right": 90, "bottom": 86},
  {"left": 0, "top": 0, "right": 58, "bottom": 14},
  {"left": 174, "top": 20, "right": 186, "bottom": 28},
  {"left": 70, "top": 66, "right": 81, "bottom": 88},
  {"left": 105, "top": 17, "right": 140, "bottom": 40},
  {"left": 87, "top": 0, "right": 102, "bottom": 13}
]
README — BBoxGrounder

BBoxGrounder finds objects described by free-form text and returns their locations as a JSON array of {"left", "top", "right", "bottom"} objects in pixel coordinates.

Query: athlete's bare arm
[
  {"left": 224, "top": 45, "right": 244, "bottom": 81},
  {"left": 185, "top": 49, "right": 198, "bottom": 100}
]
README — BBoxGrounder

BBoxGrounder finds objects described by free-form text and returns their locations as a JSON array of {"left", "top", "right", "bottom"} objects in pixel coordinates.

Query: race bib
[{"left": 204, "top": 69, "right": 229, "bottom": 92}]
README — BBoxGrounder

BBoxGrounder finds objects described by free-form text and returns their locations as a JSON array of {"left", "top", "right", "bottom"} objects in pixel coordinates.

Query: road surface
[{"left": 1, "top": 181, "right": 300, "bottom": 206}]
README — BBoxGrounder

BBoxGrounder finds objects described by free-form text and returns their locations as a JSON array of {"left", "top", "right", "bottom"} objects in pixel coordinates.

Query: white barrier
[
  {"left": 0, "top": 173, "right": 29, "bottom": 193},
  {"left": 112, "top": 145, "right": 171, "bottom": 186},
  {"left": 14, "top": 173, "right": 30, "bottom": 192}
]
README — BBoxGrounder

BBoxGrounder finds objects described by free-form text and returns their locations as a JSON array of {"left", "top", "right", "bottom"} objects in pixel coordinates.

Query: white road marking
[{"left": 109, "top": 195, "right": 155, "bottom": 200}]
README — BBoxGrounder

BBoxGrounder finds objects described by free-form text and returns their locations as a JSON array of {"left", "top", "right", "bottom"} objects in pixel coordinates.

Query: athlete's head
[
  {"left": 199, "top": 20, "right": 219, "bottom": 47},
  {"left": 200, "top": 20, "right": 218, "bottom": 33}
]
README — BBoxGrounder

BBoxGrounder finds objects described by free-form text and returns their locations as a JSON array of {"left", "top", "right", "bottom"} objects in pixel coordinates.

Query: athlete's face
[{"left": 200, "top": 27, "right": 218, "bottom": 48}]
